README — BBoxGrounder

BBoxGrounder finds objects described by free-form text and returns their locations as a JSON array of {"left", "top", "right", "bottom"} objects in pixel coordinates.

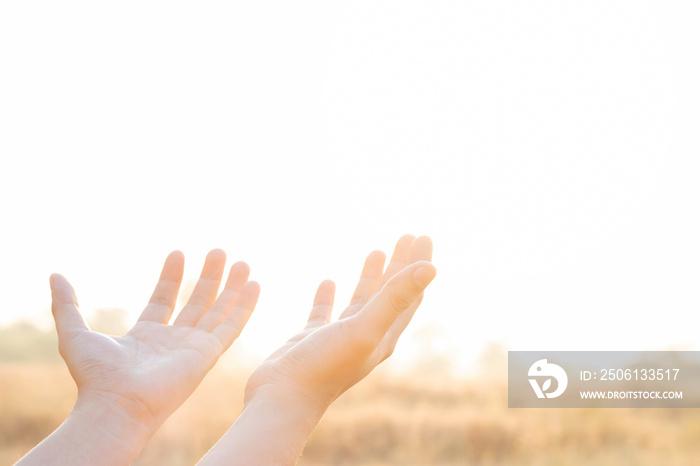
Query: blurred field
[{"left": 2, "top": 362, "right": 700, "bottom": 466}]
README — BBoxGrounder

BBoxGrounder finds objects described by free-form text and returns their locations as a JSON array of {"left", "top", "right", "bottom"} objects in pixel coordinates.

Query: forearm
[
  {"left": 15, "top": 394, "right": 154, "bottom": 466},
  {"left": 198, "top": 389, "right": 328, "bottom": 466}
]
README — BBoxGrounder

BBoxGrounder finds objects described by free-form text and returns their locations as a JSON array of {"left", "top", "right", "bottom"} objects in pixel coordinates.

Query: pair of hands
[{"left": 23, "top": 235, "right": 435, "bottom": 465}]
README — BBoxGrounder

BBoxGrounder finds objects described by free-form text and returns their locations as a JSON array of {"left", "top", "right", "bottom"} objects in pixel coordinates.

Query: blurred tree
[
  {"left": 0, "top": 321, "right": 59, "bottom": 362},
  {"left": 476, "top": 341, "right": 508, "bottom": 380},
  {"left": 410, "top": 322, "right": 455, "bottom": 377}
]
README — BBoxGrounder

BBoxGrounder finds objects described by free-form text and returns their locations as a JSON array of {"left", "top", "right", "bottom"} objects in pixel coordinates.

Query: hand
[
  {"left": 50, "top": 249, "right": 260, "bottom": 433},
  {"left": 197, "top": 235, "right": 436, "bottom": 466},
  {"left": 245, "top": 235, "right": 435, "bottom": 408}
]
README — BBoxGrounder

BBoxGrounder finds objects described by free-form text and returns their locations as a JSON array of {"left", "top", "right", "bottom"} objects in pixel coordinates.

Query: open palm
[
  {"left": 51, "top": 249, "right": 260, "bottom": 431},
  {"left": 245, "top": 235, "right": 435, "bottom": 406}
]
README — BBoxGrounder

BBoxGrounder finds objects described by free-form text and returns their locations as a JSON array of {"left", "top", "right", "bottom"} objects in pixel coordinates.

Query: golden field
[{"left": 2, "top": 362, "right": 700, "bottom": 466}]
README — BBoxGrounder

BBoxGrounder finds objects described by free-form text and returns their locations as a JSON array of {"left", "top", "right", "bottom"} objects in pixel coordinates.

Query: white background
[{"left": 1, "top": 1, "right": 699, "bottom": 371}]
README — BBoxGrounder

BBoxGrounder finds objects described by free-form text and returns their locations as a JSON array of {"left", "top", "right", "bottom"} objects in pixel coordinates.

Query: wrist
[
  {"left": 199, "top": 385, "right": 330, "bottom": 466},
  {"left": 70, "top": 391, "right": 156, "bottom": 458},
  {"left": 244, "top": 381, "right": 333, "bottom": 415},
  {"left": 16, "top": 392, "right": 156, "bottom": 466}
]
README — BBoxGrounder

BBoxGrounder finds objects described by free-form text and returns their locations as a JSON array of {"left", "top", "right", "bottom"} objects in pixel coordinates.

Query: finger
[
  {"left": 378, "top": 234, "right": 415, "bottom": 288},
  {"left": 50, "top": 274, "right": 89, "bottom": 338},
  {"left": 379, "top": 293, "right": 426, "bottom": 360},
  {"left": 339, "top": 250, "right": 385, "bottom": 319},
  {"left": 174, "top": 249, "right": 227, "bottom": 327},
  {"left": 196, "top": 261, "right": 251, "bottom": 332},
  {"left": 408, "top": 235, "right": 433, "bottom": 263},
  {"left": 138, "top": 251, "right": 185, "bottom": 324},
  {"left": 212, "top": 281, "right": 261, "bottom": 350},
  {"left": 353, "top": 261, "right": 436, "bottom": 340},
  {"left": 380, "top": 236, "right": 434, "bottom": 348},
  {"left": 305, "top": 280, "right": 335, "bottom": 328}
]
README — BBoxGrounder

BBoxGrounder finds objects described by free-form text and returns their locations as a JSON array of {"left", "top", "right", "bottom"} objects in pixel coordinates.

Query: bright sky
[{"left": 1, "top": 1, "right": 699, "bottom": 371}]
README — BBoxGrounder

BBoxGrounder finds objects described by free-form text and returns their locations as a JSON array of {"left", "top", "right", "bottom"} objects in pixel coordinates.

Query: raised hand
[
  {"left": 198, "top": 235, "right": 436, "bottom": 466},
  {"left": 52, "top": 249, "right": 260, "bottom": 429},
  {"left": 17, "top": 249, "right": 260, "bottom": 466},
  {"left": 245, "top": 234, "right": 435, "bottom": 406}
]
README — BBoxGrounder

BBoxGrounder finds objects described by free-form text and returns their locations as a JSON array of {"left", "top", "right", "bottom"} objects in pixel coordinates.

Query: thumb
[
  {"left": 355, "top": 261, "right": 436, "bottom": 338},
  {"left": 50, "top": 274, "right": 89, "bottom": 338}
]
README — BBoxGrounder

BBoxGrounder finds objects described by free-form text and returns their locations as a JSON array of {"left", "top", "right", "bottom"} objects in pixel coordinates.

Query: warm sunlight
[
  {"left": 2, "top": 2, "right": 700, "bottom": 464},
  {"left": 2, "top": 2, "right": 698, "bottom": 368}
]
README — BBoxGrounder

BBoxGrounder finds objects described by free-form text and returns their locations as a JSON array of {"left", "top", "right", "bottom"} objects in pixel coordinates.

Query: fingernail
[
  {"left": 412, "top": 265, "right": 436, "bottom": 289},
  {"left": 49, "top": 275, "right": 55, "bottom": 288}
]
